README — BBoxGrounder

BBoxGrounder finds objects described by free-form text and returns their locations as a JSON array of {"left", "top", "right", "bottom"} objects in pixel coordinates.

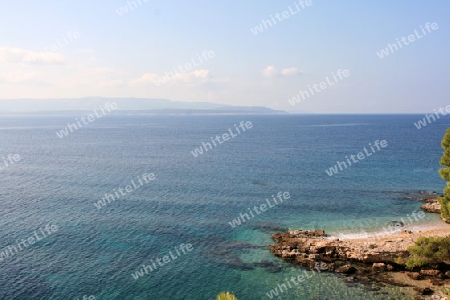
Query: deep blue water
[{"left": 0, "top": 114, "right": 447, "bottom": 299}]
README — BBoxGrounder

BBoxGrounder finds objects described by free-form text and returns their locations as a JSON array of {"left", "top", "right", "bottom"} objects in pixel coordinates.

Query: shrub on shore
[
  {"left": 216, "top": 292, "right": 238, "bottom": 300},
  {"left": 406, "top": 236, "right": 450, "bottom": 269}
]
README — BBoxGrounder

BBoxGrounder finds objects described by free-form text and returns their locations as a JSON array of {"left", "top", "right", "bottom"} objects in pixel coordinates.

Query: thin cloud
[
  {"left": 262, "top": 65, "right": 304, "bottom": 78},
  {"left": 0, "top": 70, "right": 42, "bottom": 83},
  {"left": 129, "top": 73, "right": 160, "bottom": 86},
  {"left": 0, "top": 47, "right": 64, "bottom": 65},
  {"left": 129, "top": 69, "right": 211, "bottom": 87},
  {"left": 262, "top": 65, "right": 278, "bottom": 78},
  {"left": 281, "top": 67, "right": 302, "bottom": 76},
  {"left": 77, "top": 48, "right": 95, "bottom": 54}
]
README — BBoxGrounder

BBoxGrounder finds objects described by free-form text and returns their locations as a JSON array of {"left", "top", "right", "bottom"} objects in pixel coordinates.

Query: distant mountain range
[{"left": 0, "top": 97, "right": 287, "bottom": 115}]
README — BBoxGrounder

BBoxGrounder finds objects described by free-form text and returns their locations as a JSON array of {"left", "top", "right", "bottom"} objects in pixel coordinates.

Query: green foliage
[
  {"left": 438, "top": 196, "right": 450, "bottom": 222},
  {"left": 394, "top": 256, "right": 405, "bottom": 265},
  {"left": 438, "top": 129, "right": 450, "bottom": 223},
  {"left": 216, "top": 292, "right": 238, "bottom": 300},
  {"left": 406, "top": 236, "right": 450, "bottom": 269},
  {"left": 405, "top": 256, "right": 431, "bottom": 269},
  {"left": 442, "top": 287, "right": 450, "bottom": 296}
]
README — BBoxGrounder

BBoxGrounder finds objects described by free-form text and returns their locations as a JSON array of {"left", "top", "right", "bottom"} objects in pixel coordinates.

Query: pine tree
[{"left": 438, "top": 128, "right": 450, "bottom": 223}]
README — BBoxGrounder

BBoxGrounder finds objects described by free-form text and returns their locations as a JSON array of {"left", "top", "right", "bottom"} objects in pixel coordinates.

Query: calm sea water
[{"left": 0, "top": 114, "right": 447, "bottom": 300}]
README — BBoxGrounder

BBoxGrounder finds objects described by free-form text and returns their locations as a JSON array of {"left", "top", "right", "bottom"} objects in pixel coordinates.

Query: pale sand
[
  {"left": 336, "top": 222, "right": 450, "bottom": 298},
  {"left": 331, "top": 222, "right": 450, "bottom": 254}
]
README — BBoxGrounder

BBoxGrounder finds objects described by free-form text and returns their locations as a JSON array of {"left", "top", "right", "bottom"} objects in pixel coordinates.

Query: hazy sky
[{"left": 0, "top": 0, "right": 449, "bottom": 113}]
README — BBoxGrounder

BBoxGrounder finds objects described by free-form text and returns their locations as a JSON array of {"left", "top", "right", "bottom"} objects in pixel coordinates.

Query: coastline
[
  {"left": 335, "top": 223, "right": 450, "bottom": 298},
  {"left": 268, "top": 199, "right": 450, "bottom": 299},
  {"left": 331, "top": 223, "right": 450, "bottom": 256},
  {"left": 330, "top": 218, "right": 447, "bottom": 241}
]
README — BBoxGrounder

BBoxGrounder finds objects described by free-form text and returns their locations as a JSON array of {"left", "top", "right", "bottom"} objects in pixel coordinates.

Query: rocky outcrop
[
  {"left": 400, "top": 190, "right": 442, "bottom": 214},
  {"left": 420, "top": 198, "right": 442, "bottom": 213},
  {"left": 270, "top": 230, "right": 407, "bottom": 272},
  {"left": 269, "top": 229, "right": 450, "bottom": 298},
  {"left": 403, "top": 190, "right": 440, "bottom": 202}
]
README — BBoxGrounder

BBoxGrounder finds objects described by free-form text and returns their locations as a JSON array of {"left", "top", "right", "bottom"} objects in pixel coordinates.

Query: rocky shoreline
[
  {"left": 266, "top": 191, "right": 450, "bottom": 298},
  {"left": 405, "top": 190, "right": 442, "bottom": 215},
  {"left": 269, "top": 226, "right": 450, "bottom": 298}
]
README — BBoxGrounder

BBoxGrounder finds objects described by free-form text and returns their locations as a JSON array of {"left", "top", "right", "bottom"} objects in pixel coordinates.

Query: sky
[{"left": 0, "top": 0, "right": 449, "bottom": 113}]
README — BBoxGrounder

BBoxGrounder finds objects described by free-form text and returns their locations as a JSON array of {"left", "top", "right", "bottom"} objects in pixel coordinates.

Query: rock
[
  {"left": 253, "top": 260, "right": 283, "bottom": 273},
  {"left": 223, "top": 259, "right": 254, "bottom": 270},
  {"left": 315, "top": 261, "right": 334, "bottom": 271},
  {"left": 268, "top": 228, "right": 420, "bottom": 295},
  {"left": 425, "top": 197, "right": 439, "bottom": 203},
  {"left": 404, "top": 191, "right": 442, "bottom": 202},
  {"left": 430, "top": 278, "right": 444, "bottom": 286},
  {"left": 413, "top": 287, "right": 434, "bottom": 295},
  {"left": 313, "top": 230, "right": 327, "bottom": 237},
  {"left": 420, "top": 269, "right": 442, "bottom": 277},
  {"left": 445, "top": 271, "right": 450, "bottom": 278},
  {"left": 420, "top": 198, "right": 441, "bottom": 213},
  {"left": 251, "top": 222, "right": 287, "bottom": 233},
  {"left": 419, "top": 190, "right": 437, "bottom": 196},
  {"left": 336, "top": 265, "right": 356, "bottom": 275},
  {"left": 344, "top": 276, "right": 356, "bottom": 283},
  {"left": 270, "top": 229, "right": 409, "bottom": 272},
  {"left": 372, "top": 263, "right": 386, "bottom": 270},
  {"left": 406, "top": 272, "right": 422, "bottom": 280},
  {"left": 388, "top": 221, "right": 405, "bottom": 229},
  {"left": 288, "top": 229, "right": 327, "bottom": 237}
]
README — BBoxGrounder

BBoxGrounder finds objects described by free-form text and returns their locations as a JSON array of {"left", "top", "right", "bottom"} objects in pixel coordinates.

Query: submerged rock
[
  {"left": 413, "top": 287, "right": 434, "bottom": 295},
  {"left": 406, "top": 272, "right": 422, "bottom": 280},
  {"left": 388, "top": 221, "right": 405, "bottom": 229},
  {"left": 398, "top": 190, "right": 442, "bottom": 202},
  {"left": 336, "top": 265, "right": 356, "bottom": 275},
  {"left": 252, "top": 260, "right": 283, "bottom": 273}
]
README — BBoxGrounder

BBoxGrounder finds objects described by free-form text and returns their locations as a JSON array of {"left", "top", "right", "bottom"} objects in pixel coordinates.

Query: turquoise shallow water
[{"left": 0, "top": 114, "right": 447, "bottom": 299}]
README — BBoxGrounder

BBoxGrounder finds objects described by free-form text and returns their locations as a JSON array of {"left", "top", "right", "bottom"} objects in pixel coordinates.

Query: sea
[{"left": 0, "top": 114, "right": 447, "bottom": 300}]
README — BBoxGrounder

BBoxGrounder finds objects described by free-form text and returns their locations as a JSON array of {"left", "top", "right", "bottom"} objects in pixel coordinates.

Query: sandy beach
[
  {"left": 334, "top": 222, "right": 450, "bottom": 254},
  {"left": 270, "top": 216, "right": 450, "bottom": 299}
]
